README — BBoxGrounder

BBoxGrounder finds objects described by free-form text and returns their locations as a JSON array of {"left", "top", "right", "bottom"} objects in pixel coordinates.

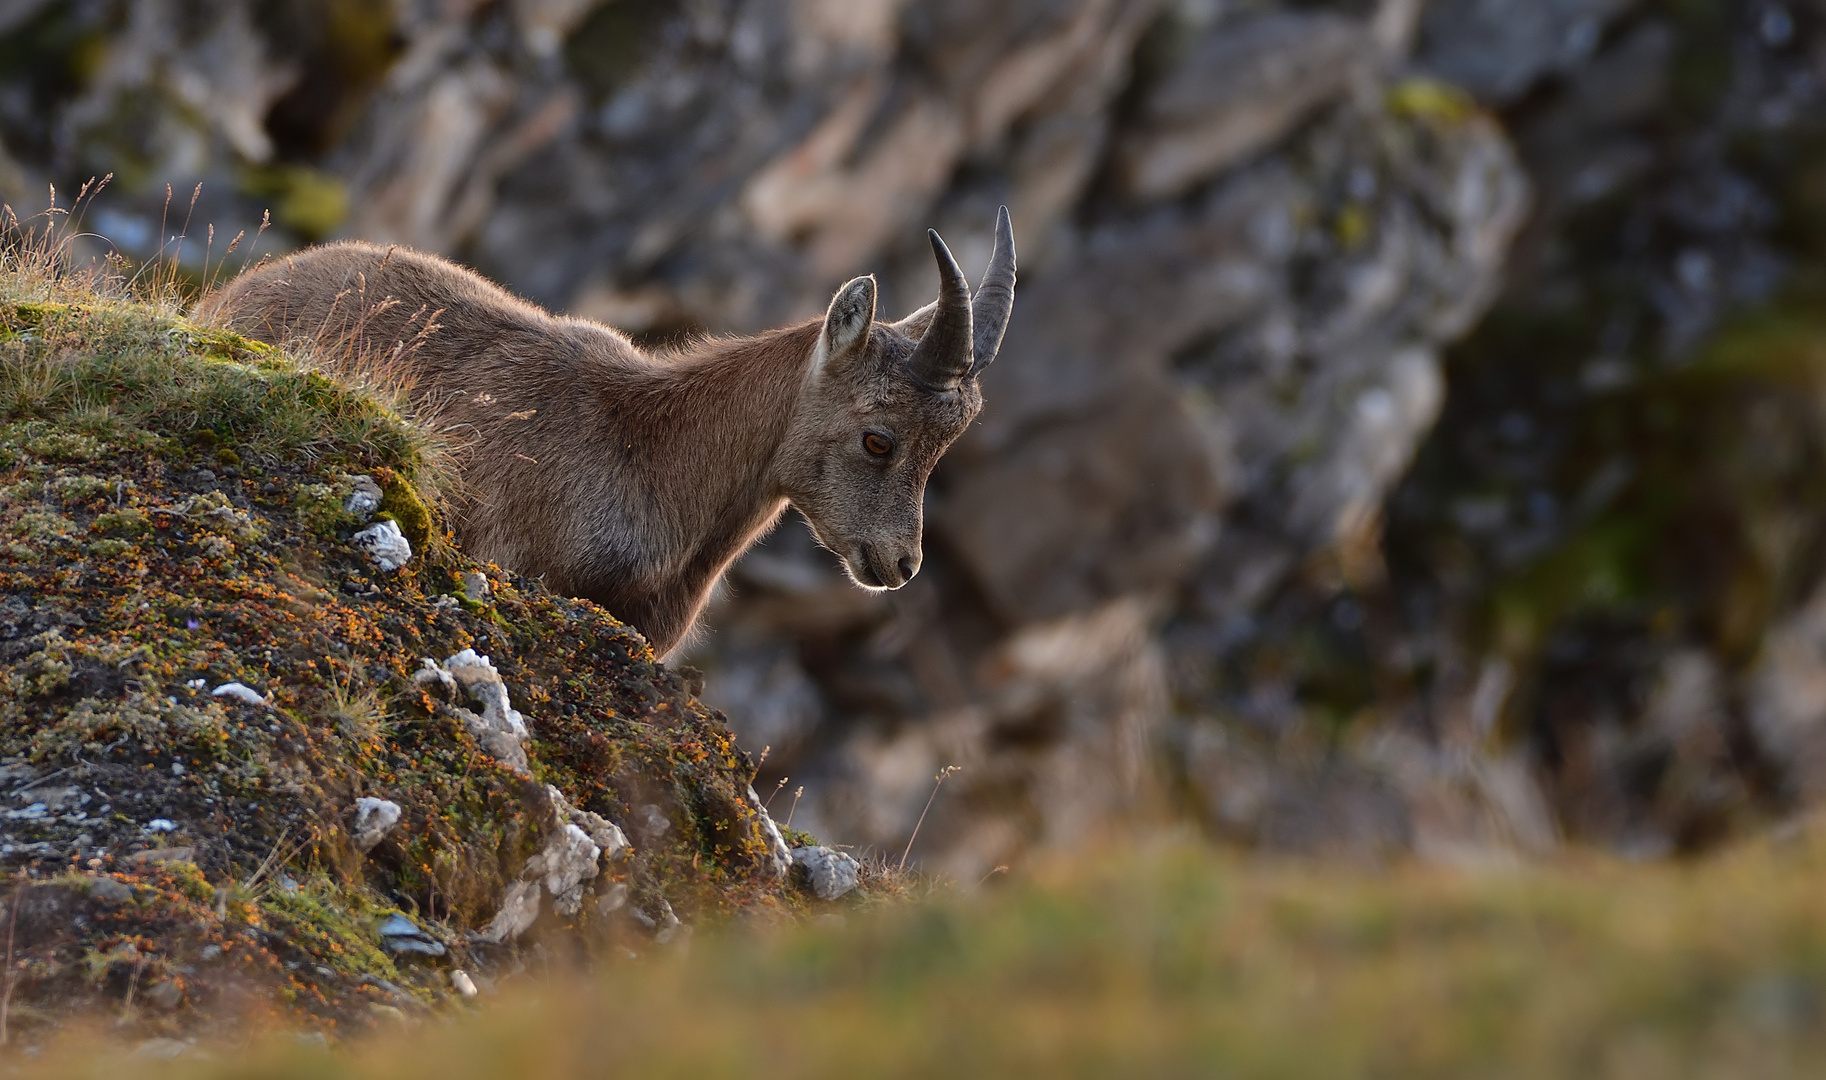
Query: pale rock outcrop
[
  {"left": 747, "top": 785, "right": 793, "bottom": 882},
  {"left": 1750, "top": 591, "right": 1826, "bottom": 805},
  {"left": 477, "top": 786, "right": 627, "bottom": 942},
  {"left": 524, "top": 824, "right": 600, "bottom": 917},
  {"left": 352, "top": 520, "right": 413, "bottom": 572},
  {"left": 352, "top": 797, "right": 402, "bottom": 854},
  {"left": 415, "top": 650, "right": 530, "bottom": 771}
]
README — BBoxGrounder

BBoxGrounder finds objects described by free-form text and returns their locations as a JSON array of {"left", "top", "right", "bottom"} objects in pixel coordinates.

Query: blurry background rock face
[{"left": 9, "top": 0, "right": 1826, "bottom": 877}]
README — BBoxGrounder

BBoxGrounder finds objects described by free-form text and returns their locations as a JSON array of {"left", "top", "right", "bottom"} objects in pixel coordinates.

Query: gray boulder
[{"left": 791, "top": 846, "right": 862, "bottom": 902}]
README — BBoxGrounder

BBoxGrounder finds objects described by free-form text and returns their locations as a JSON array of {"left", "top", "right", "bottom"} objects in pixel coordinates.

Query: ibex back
[{"left": 197, "top": 211, "right": 1016, "bottom": 656}]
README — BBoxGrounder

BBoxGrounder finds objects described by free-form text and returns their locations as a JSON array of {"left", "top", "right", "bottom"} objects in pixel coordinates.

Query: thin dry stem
[
  {"left": 239, "top": 828, "right": 309, "bottom": 901},
  {"left": 0, "top": 176, "right": 130, "bottom": 309},
  {"left": 899, "top": 765, "right": 962, "bottom": 873},
  {"left": 239, "top": 209, "right": 271, "bottom": 277},
  {"left": 119, "top": 954, "right": 143, "bottom": 1025}
]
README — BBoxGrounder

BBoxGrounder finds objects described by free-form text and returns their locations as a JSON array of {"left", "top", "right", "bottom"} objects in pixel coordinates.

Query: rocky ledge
[{"left": 0, "top": 279, "right": 823, "bottom": 1039}]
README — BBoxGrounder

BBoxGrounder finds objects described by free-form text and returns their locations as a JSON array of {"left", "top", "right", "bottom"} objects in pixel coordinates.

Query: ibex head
[{"left": 777, "top": 207, "right": 1017, "bottom": 591}]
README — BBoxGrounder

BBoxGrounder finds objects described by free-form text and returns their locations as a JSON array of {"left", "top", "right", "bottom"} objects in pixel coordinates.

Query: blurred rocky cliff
[{"left": 5, "top": 0, "right": 1826, "bottom": 876}]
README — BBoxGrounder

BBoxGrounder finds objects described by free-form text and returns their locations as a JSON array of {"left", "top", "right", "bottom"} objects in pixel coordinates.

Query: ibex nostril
[{"left": 897, "top": 556, "right": 917, "bottom": 581}]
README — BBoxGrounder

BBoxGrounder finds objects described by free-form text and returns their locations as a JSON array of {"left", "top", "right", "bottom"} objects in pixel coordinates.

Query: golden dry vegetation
[{"left": 17, "top": 827, "right": 1826, "bottom": 1078}]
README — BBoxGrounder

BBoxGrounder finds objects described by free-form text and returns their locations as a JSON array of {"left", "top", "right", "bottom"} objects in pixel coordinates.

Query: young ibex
[{"left": 198, "top": 210, "right": 1016, "bottom": 656}]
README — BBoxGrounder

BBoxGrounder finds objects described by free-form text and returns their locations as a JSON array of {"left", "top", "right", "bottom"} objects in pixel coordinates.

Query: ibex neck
[{"left": 622, "top": 322, "right": 820, "bottom": 569}]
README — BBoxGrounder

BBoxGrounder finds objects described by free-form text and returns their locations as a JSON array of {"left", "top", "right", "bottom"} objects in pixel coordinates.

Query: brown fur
[{"left": 197, "top": 240, "right": 997, "bottom": 655}]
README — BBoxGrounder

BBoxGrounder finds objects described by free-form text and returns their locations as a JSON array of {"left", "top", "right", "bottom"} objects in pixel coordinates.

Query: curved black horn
[
  {"left": 906, "top": 229, "right": 974, "bottom": 391},
  {"left": 967, "top": 205, "right": 1017, "bottom": 378}
]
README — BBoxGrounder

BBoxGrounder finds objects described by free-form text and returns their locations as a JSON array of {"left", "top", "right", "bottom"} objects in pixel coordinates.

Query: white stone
[
  {"left": 652, "top": 899, "right": 688, "bottom": 946},
  {"left": 344, "top": 476, "right": 383, "bottom": 517},
  {"left": 352, "top": 797, "right": 403, "bottom": 853},
  {"left": 146, "top": 818, "right": 178, "bottom": 833},
  {"left": 546, "top": 784, "right": 630, "bottom": 860},
  {"left": 526, "top": 823, "right": 600, "bottom": 900},
  {"left": 635, "top": 803, "right": 671, "bottom": 838},
  {"left": 352, "top": 520, "right": 413, "bottom": 572},
  {"left": 211, "top": 682, "right": 269, "bottom": 707},
  {"left": 791, "top": 845, "right": 861, "bottom": 901},
  {"left": 574, "top": 812, "right": 629, "bottom": 861},
  {"left": 450, "top": 969, "right": 478, "bottom": 998},
  {"left": 477, "top": 879, "right": 541, "bottom": 943},
  {"left": 481, "top": 790, "right": 622, "bottom": 939},
  {"left": 446, "top": 651, "right": 528, "bottom": 737},
  {"left": 422, "top": 650, "right": 529, "bottom": 769}
]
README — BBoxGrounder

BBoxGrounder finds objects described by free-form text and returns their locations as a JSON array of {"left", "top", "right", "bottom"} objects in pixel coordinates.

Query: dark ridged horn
[
  {"left": 967, "top": 205, "right": 1017, "bottom": 378},
  {"left": 906, "top": 229, "right": 974, "bottom": 391}
]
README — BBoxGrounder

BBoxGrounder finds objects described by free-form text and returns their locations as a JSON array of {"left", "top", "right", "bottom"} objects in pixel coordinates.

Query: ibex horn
[
  {"left": 906, "top": 228, "right": 974, "bottom": 391},
  {"left": 967, "top": 205, "right": 1016, "bottom": 378}
]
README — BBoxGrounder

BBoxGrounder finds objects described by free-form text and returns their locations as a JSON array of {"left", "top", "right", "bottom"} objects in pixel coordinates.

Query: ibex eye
[{"left": 863, "top": 432, "right": 894, "bottom": 457}]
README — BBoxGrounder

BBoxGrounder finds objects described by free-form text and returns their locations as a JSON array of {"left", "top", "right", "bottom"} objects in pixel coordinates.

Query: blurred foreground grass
[{"left": 19, "top": 826, "right": 1826, "bottom": 1078}]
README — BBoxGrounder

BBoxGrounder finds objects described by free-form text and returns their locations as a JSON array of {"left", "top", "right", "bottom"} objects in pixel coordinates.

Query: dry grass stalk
[
  {"left": 898, "top": 765, "right": 961, "bottom": 873},
  {"left": 238, "top": 828, "right": 310, "bottom": 903}
]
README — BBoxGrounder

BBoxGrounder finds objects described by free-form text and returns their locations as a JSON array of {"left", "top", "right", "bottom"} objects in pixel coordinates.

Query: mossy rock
[
  {"left": 0, "top": 269, "right": 787, "bottom": 1039},
  {"left": 372, "top": 466, "right": 433, "bottom": 555}
]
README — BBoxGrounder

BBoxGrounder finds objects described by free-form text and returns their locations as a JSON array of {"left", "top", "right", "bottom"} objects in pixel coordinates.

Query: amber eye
[{"left": 863, "top": 432, "right": 895, "bottom": 457}]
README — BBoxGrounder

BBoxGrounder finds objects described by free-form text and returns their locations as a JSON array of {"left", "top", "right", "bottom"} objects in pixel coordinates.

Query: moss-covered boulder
[{"left": 0, "top": 270, "right": 790, "bottom": 1039}]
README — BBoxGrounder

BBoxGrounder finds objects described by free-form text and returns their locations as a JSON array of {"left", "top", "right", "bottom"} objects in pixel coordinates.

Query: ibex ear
[{"left": 816, "top": 275, "right": 877, "bottom": 374}]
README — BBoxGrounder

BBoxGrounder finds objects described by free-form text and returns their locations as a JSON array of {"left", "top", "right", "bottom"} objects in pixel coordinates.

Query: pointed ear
[{"left": 817, "top": 275, "right": 877, "bottom": 373}]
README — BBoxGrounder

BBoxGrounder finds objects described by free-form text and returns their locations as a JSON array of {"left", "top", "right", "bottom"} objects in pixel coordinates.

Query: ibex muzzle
[{"left": 199, "top": 209, "right": 1017, "bottom": 656}]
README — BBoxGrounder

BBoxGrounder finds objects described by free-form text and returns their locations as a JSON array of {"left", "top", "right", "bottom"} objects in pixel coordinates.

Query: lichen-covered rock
[
  {"left": 377, "top": 913, "right": 446, "bottom": 957},
  {"left": 469, "top": 784, "right": 617, "bottom": 939},
  {"left": 0, "top": 282, "right": 787, "bottom": 1039}
]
